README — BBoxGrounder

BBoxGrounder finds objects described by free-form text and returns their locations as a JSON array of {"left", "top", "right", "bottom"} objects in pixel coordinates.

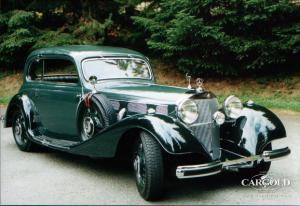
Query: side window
[
  {"left": 28, "top": 58, "right": 78, "bottom": 84},
  {"left": 44, "top": 59, "right": 77, "bottom": 76},
  {"left": 29, "top": 59, "right": 43, "bottom": 81}
]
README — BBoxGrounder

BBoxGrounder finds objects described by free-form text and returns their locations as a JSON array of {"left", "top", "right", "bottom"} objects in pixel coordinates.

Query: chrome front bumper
[{"left": 176, "top": 147, "right": 291, "bottom": 179}]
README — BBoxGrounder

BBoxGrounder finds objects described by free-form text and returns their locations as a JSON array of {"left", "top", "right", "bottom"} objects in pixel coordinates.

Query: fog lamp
[{"left": 213, "top": 111, "right": 225, "bottom": 125}]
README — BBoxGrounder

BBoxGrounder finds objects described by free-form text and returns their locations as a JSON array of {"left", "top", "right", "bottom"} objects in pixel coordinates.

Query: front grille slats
[{"left": 190, "top": 98, "right": 220, "bottom": 160}]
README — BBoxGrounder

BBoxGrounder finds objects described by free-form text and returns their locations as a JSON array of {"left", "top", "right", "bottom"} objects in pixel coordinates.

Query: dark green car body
[{"left": 4, "top": 46, "right": 290, "bottom": 180}]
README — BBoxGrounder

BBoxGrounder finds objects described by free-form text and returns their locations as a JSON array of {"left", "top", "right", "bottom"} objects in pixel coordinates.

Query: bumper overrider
[{"left": 176, "top": 147, "right": 291, "bottom": 179}]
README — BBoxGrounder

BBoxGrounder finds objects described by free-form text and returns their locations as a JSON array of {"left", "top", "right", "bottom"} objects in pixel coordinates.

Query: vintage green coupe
[{"left": 4, "top": 46, "right": 290, "bottom": 200}]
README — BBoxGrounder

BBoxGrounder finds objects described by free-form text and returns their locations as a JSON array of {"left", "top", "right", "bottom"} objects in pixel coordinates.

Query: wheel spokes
[
  {"left": 14, "top": 115, "right": 27, "bottom": 145},
  {"left": 81, "top": 105, "right": 106, "bottom": 141},
  {"left": 134, "top": 142, "right": 146, "bottom": 188}
]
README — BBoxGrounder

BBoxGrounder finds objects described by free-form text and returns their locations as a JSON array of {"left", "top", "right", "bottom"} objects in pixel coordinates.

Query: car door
[{"left": 30, "top": 56, "right": 82, "bottom": 141}]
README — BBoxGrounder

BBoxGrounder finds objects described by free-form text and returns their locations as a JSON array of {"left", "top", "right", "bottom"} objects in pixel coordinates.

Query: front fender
[
  {"left": 69, "top": 114, "right": 212, "bottom": 160},
  {"left": 220, "top": 103, "right": 286, "bottom": 157}
]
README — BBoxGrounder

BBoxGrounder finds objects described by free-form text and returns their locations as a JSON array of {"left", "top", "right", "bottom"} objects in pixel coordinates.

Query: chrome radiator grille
[{"left": 190, "top": 98, "right": 220, "bottom": 160}]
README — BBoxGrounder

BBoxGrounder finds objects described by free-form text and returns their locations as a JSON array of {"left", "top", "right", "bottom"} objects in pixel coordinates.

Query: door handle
[
  {"left": 76, "top": 94, "right": 81, "bottom": 99},
  {"left": 34, "top": 89, "right": 39, "bottom": 97}
]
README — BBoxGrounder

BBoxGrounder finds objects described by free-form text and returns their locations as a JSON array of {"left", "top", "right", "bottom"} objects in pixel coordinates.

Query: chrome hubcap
[
  {"left": 134, "top": 143, "right": 145, "bottom": 188},
  {"left": 82, "top": 116, "right": 94, "bottom": 140},
  {"left": 14, "top": 115, "right": 27, "bottom": 145},
  {"left": 134, "top": 155, "right": 141, "bottom": 180}
]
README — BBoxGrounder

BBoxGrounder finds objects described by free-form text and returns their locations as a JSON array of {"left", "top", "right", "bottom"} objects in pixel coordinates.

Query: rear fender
[
  {"left": 4, "top": 94, "right": 36, "bottom": 131},
  {"left": 69, "top": 114, "right": 212, "bottom": 160},
  {"left": 220, "top": 103, "right": 286, "bottom": 157}
]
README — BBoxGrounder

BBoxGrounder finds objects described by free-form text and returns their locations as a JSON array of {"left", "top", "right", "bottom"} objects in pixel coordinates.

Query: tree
[
  {"left": 133, "top": 0, "right": 300, "bottom": 76},
  {"left": 0, "top": 0, "right": 118, "bottom": 71}
]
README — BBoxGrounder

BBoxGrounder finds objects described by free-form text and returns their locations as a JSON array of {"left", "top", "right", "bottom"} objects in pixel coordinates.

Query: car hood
[{"left": 97, "top": 81, "right": 192, "bottom": 105}]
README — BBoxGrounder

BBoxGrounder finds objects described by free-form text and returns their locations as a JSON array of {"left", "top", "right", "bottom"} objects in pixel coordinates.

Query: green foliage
[
  {"left": 0, "top": 12, "right": 9, "bottom": 33},
  {"left": 0, "top": 10, "right": 38, "bottom": 70},
  {"left": 73, "top": 16, "right": 113, "bottom": 44},
  {"left": 32, "top": 31, "right": 79, "bottom": 49},
  {"left": 0, "top": 96, "right": 12, "bottom": 105},
  {"left": 0, "top": 1, "right": 120, "bottom": 71},
  {"left": 133, "top": 0, "right": 300, "bottom": 76},
  {"left": 1, "top": 0, "right": 300, "bottom": 77},
  {"left": 7, "top": 10, "right": 35, "bottom": 30},
  {"left": 0, "top": 28, "right": 35, "bottom": 68}
]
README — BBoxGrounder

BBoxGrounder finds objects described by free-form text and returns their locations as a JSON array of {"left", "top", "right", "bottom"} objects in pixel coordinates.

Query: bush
[
  {"left": 0, "top": 12, "right": 9, "bottom": 33},
  {"left": 133, "top": 0, "right": 300, "bottom": 76},
  {"left": 1, "top": 1, "right": 299, "bottom": 76},
  {"left": 32, "top": 31, "right": 80, "bottom": 49},
  {"left": 0, "top": 28, "right": 35, "bottom": 70},
  {"left": 73, "top": 16, "right": 113, "bottom": 44},
  {"left": 7, "top": 10, "right": 35, "bottom": 30},
  {"left": 0, "top": 10, "right": 38, "bottom": 70}
]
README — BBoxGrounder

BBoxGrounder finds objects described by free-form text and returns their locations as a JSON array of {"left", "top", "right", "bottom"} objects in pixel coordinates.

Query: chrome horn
[{"left": 196, "top": 78, "right": 204, "bottom": 93}]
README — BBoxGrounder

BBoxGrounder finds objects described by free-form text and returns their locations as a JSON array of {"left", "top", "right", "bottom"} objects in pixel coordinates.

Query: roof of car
[{"left": 28, "top": 45, "right": 146, "bottom": 61}]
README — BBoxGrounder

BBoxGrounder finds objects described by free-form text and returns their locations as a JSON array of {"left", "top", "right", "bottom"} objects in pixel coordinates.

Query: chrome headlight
[
  {"left": 213, "top": 111, "right": 225, "bottom": 125},
  {"left": 178, "top": 99, "right": 199, "bottom": 124},
  {"left": 223, "top": 95, "right": 243, "bottom": 119}
]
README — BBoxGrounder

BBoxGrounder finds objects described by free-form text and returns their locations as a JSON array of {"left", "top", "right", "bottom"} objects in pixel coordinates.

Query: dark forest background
[{"left": 0, "top": 0, "right": 300, "bottom": 76}]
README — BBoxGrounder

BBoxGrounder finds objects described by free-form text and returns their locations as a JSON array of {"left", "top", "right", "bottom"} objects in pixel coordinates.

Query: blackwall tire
[
  {"left": 92, "top": 94, "right": 117, "bottom": 125},
  {"left": 133, "top": 131, "right": 164, "bottom": 201}
]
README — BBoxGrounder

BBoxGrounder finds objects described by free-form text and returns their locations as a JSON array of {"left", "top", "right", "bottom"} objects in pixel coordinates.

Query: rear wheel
[
  {"left": 133, "top": 132, "right": 164, "bottom": 201},
  {"left": 12, "top": 110, "right": 35, "bottom": 152}
]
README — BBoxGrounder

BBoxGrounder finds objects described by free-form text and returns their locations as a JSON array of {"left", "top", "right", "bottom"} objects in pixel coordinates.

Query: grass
[
  {"left": 0, "top": 72, "right": 22, "bottom": 105},
  {"left": 0, "top": 96, "right": 12, "bottom": 104},
  {"left": 217, "top": 94, "right": 300, "bottom": 112},
  {"left": 1, "top": 64, "right": 300, "bottom": 113}
]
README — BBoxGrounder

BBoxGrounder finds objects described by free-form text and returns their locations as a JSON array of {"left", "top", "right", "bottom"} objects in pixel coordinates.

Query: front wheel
[
  {"left": 12, "top": 110, "right": 35, "bottom": 152},
  {"left": 133, "top": 132, "right": 164, "bottom": 201}
]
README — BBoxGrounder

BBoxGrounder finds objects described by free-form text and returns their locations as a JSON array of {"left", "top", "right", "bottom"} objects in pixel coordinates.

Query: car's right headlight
[
  {"left": 223, "top": 95, "right": 243, "bottom": 119},
  {"left": 178, "top": 99, "right": 199, "bottom": 124}
]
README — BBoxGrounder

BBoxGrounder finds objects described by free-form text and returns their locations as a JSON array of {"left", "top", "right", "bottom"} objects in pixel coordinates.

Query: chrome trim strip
[
  {"left": 176, "top": 169, "right": 221, "bottom": 179},
  {"left": 189, "top": 121, "right": 214, "bottom": 127},
  {"left": 176, "top": 161, "right": 222, "bottom": 179}
]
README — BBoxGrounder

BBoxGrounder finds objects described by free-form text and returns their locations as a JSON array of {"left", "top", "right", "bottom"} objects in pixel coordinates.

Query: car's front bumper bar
[{"left": 176, "top": 147, "right": 291, "bottom": 179}]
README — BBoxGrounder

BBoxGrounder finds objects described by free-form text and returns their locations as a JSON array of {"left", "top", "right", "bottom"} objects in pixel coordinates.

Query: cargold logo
[{"left": 241, "top": 173, "right": 291, "bottom": 191}]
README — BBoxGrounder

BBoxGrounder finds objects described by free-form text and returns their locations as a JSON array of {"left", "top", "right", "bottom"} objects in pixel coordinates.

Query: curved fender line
[
  {"left": 4, "top": 94, "right": 37, "bottom": 138},
  {"left": 5, "top": 94, "right": 32, "bottom": 129},
  {"left": 220, "top": 103, "right": 287, "bottom": 156},
  {"left": 69, "top": 114, "right": 212, "bottom": 160}
]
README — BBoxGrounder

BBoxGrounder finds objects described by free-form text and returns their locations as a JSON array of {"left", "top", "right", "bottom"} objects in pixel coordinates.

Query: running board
[{"left": 33, "top": 135, "right": 79, "bottom": 149}]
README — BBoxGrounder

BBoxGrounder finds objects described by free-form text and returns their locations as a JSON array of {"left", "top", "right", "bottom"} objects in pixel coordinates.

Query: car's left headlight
[
  {"left": 178, "top": 99, "right": 199, "bottom": 124},
  {"left": 223, "top": 95, "right": 243, "bottom": 119}
]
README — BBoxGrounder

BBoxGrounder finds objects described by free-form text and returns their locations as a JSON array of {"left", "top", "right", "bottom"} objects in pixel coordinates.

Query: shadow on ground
[{"left": 36, "top": 147, "right": 244, "bottom": 201}]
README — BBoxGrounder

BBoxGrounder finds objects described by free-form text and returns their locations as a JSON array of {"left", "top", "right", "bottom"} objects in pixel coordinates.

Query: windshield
[{"left": 82, "top": 58, "right": 152, "bottom": 81}]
